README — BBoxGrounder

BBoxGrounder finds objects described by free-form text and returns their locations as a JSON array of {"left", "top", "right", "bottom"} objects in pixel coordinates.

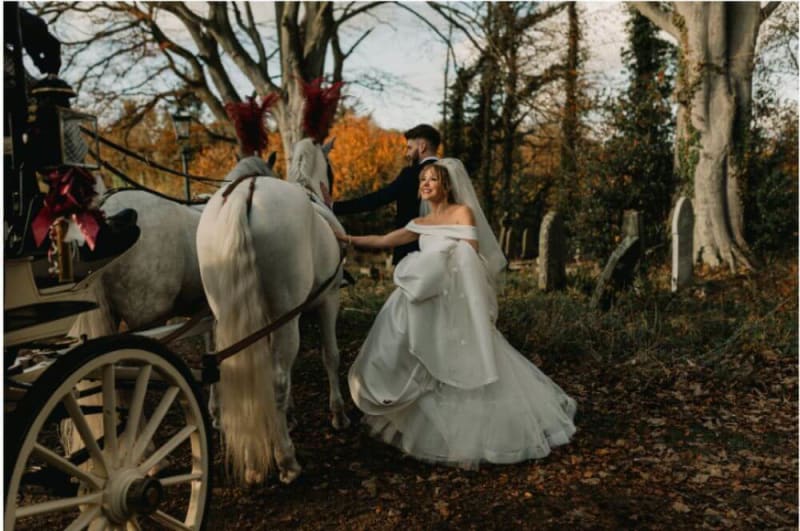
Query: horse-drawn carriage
[
  {"left": 4, "top": 5, "right": 213, "bottom": 528},
  {"left": 5, "top": 5, "right": 349, "bottom": 528}
]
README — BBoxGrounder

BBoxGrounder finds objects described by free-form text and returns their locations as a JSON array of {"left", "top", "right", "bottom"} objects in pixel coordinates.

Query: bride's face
[{"left": 419, "top": 167, "right": 446, "bottom": 203}]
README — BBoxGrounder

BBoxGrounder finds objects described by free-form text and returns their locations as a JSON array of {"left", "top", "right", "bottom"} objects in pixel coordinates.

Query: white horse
[
  {"left": 69, "top": 188, "right": 205, "bottom": 338},
  {"left": 196, "top": 154, "right": 347, "bottom": 485},
  {"left": 61, "top": 186, "right": 208, "bottom": 461}
]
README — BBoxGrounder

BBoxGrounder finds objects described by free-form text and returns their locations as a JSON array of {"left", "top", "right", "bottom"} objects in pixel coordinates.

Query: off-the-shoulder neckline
[{"left": 409, "top": 221, "right": 478, "bottom": 229}]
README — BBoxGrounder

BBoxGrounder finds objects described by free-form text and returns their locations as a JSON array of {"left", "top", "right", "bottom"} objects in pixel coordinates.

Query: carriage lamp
[
  {"left": 170, "top": 112, "right": 193, "bottom": 201},
  {"left": 28, "top": 77, "right": 99, "bottom": 171},
  {"left": 170, "top": 112, "right": 191, "bottom": 142}
]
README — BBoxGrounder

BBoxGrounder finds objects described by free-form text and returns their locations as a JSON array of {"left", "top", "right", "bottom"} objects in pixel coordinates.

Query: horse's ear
[
  {"left": 266, "top": 151, "right": 277, "bottom": 169},
  {"left": 322, "top": 137, "right": 335, "bottom": 156}
]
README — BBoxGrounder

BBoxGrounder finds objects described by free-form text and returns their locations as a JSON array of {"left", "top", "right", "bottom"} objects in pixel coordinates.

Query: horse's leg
[
  {"left": 317, "top": 293, "right": 350, "bottom": 430},
  {"left": 270, "top": 318, "right": 302, "bottom": 484}
]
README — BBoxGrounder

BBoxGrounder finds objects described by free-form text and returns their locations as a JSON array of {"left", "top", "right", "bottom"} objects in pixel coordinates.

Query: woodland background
[{"left": 30, "top": 2, "right": 799, "bottom": 527}]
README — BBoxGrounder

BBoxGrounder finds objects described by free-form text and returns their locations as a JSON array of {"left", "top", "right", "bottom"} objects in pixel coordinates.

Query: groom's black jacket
[{"left": 334, "top": 158, "right": 437, "bottom": 265}]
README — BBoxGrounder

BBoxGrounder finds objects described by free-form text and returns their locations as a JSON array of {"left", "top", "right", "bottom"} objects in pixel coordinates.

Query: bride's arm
[{"left": 335, "top": 228, "right": 418, "bottom": 250}]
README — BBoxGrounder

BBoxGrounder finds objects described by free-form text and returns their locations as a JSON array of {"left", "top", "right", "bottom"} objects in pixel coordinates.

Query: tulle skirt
[{"left": 348, "top": 289, "right": 577, "bottom": 468}]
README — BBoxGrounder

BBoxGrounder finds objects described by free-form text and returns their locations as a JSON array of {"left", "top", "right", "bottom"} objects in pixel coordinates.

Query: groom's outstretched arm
[{"left": 333, "top": 169, "right": 409, "bottom": 215}]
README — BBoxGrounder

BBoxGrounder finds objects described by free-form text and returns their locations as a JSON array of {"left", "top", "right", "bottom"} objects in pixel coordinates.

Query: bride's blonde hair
[{"left": 420, "top": 164, "right": 456, "bottom": 203}]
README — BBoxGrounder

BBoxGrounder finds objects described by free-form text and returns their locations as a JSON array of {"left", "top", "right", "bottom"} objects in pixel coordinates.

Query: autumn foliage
[
  {"left": 325, "top": 113, "right": 406, "bottom": 200},
  {"left": 95, "top": 106, "right": 406, "bottom": 217}
]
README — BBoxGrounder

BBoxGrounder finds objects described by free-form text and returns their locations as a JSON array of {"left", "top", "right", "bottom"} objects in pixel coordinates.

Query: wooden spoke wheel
[{"left": 5, "top": 335, "right": 211, "bottom": 530}]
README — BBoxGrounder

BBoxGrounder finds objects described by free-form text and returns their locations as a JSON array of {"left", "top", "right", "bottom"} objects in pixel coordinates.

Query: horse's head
[{"left": 289, "top": 138, "right": 333, "bottom": 207}]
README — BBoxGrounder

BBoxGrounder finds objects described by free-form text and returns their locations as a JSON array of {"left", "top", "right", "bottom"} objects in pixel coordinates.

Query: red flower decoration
[
  {"left": 301, "top": 78, "right": 343, "bottom": 142},
  {"left": 31, "top": 167, "right": 104, "bottom": 250},
  {"left": 225, "top": 93, "right": 279, "bottom": 157}
]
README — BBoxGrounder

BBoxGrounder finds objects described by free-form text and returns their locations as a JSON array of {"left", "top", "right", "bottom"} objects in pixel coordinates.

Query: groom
[{"left": 333, "top": 124, "right": 440, "bottom": 264}]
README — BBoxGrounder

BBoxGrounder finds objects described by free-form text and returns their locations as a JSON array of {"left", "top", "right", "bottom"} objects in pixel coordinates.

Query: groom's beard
[{"left": 407, "top": 151, "right": 420, "bottom": 166}]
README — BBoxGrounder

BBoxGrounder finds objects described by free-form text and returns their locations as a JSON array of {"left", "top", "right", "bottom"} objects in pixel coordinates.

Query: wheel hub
[
  {"left": 105, "top": 468, "right": 163, "bottom": 523},
  {"left": 126, "top": 476, "right": 164, "bottom": 515}
]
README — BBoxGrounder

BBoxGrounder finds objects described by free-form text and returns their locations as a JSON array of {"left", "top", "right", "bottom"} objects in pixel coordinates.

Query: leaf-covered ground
[{"left": 200, "top": 257, "right": 797, "bottom": 529}]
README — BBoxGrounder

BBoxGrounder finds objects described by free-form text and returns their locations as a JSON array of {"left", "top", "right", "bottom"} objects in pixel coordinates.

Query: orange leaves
[{"left": 326, "top": 113, "right": 405, "bottom": 199}]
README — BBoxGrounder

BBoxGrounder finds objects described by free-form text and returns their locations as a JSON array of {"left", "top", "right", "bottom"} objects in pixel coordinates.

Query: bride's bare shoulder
[{"left": 451, "top": 204, "right": 475, "bottom": 225}]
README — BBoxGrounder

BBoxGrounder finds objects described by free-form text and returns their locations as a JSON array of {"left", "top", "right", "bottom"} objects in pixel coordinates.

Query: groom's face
[{"left": 406, "top": 138, "right": 423, "bottom": 165}]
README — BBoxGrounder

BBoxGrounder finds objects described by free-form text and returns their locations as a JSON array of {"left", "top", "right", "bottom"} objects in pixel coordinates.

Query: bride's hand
[{"left": 334, "top": 231, "right": 352, "bottom": 246}]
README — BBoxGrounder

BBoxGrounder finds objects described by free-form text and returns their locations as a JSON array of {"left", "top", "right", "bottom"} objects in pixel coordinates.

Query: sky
[
  {"left": 335, "top": 1, "right": 797, "bottom": 132},
  {"left": 44, "top": 1, "right": 632, "bottom": 130},
  {"left": 340, "top": 2, "right": 631, "bottom": 131},
  {"left": 41, "top": 1, "right": 798, "bottom": 132}
]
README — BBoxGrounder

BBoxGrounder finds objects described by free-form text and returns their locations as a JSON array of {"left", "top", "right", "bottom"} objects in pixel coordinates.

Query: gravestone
[
  {"left": 591, "top": 210, "right": 644, "bottom": 310},
  {"left": 538, "top": 211, "right": 566, "bottom": 291},
  {"left": 622, "top": 210, "right": 643, "bottom": 242},
  {"left": 671, "top": 197, "right": 694, "bottom": 292},
  {"left": 590, "top": 235, "right": 641, "bottom": 309},
  {"left": 503, "top": 227, "right": 514, "bottom": 258},
  {"left": 498, "top": 226, "right": 508, "bottom": 256},
  {"left": 521, "top": 227, "right": 537, "bottom": 259}
]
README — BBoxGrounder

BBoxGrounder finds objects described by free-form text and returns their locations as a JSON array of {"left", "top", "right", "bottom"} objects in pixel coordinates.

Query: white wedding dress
[{"left": 348, "top": 221, "right": 577, "bottom": 467}]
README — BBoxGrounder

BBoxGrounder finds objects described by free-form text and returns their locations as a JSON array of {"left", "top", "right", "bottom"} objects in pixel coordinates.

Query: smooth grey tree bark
[{"left": 630, "top": 1, "right": 780, "bottom": 271}]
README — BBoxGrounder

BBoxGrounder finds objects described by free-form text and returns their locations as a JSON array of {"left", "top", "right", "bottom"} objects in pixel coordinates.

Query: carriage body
[{"left": 4, "top": 5, "right": 212, "bottom": 529}]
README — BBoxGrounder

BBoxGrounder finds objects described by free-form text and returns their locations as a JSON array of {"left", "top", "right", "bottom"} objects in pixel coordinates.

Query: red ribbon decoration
[{"left": 32, "top": 167, "right": 104, "bottom": 250}]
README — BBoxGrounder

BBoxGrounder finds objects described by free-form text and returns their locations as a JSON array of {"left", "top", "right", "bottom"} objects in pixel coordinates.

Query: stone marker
[
  {"left": 671, "top": 197, "right": 694, "bottom": 292},
  {"left": 622, "top": 210, "right": 643, "bottom": 242},
  {"left": 503, "top": 227, "right": 514, "bottom": 258},
  {"left": 521, "top": 227, "right": 535, "bottom": 259},
  {"left": 538, "top": 211, "right": 566, "bottom": 291},
  {"left": 590, "top": 235, "right": 641, "bottom": 309}
]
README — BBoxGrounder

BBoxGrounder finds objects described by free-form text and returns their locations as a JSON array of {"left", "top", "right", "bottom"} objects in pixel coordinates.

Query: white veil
[{"left": 420, "top": 158, "right": 507, "bottom": 287}]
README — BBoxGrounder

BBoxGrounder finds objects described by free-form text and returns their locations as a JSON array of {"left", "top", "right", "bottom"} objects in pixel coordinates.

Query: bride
[{"left": 337, "top": 158, "right": 576, "bottom": 467}]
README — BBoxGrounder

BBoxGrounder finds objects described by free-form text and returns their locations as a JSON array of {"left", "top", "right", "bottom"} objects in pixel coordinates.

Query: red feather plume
[
  {"left": 225, "top": 93, "right": 279, "bottom": 157},
  {"left": 301, "top": 78, "right": 343, "bottom": 142}
]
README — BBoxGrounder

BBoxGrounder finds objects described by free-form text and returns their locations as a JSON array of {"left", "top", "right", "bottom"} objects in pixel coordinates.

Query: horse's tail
[
  {"left": 68, "top": 279, "right": 117, "bottom": 339},
  {"left": 200, "top": 188, "right": 279, "bottom": 483}
]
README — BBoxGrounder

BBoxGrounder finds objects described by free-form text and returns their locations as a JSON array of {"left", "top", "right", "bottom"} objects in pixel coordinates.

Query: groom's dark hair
[{"left": 405, "top": 124, "right": 441, "bottom": 150}]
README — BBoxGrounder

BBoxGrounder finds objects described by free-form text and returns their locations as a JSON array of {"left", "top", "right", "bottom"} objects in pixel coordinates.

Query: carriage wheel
[{"left": 5, "top": 335, "right": 211, "bottom": 530}]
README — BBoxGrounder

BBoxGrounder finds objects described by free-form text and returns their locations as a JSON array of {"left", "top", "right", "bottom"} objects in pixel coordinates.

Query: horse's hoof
[
  {"left": 331, "top": 411, "right": 350, "bottom": 431},
  {"left": 279, "top": 463, "right": 302, "bottom": 484}
]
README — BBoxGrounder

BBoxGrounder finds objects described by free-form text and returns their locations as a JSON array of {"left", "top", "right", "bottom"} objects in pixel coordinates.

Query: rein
[{"left": 88, "top": 149, "right": 210, "bottom": 206}]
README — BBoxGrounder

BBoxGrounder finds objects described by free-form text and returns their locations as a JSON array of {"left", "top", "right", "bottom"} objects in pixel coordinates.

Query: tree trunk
[
  {"left": 499, "top": 5, "right": 519, "bottom": 220},
  {"left": 559, "top": 2, "right": 580, "bottom": 206},
  {"left": 633, "top": 1, "right": 768, "bottom": 271},
  {"left": 674, "top": 2, "right": 757, "bottom": 270},
  {"left": 274, "top": 2, "right": 334, "bottom": 163}
]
